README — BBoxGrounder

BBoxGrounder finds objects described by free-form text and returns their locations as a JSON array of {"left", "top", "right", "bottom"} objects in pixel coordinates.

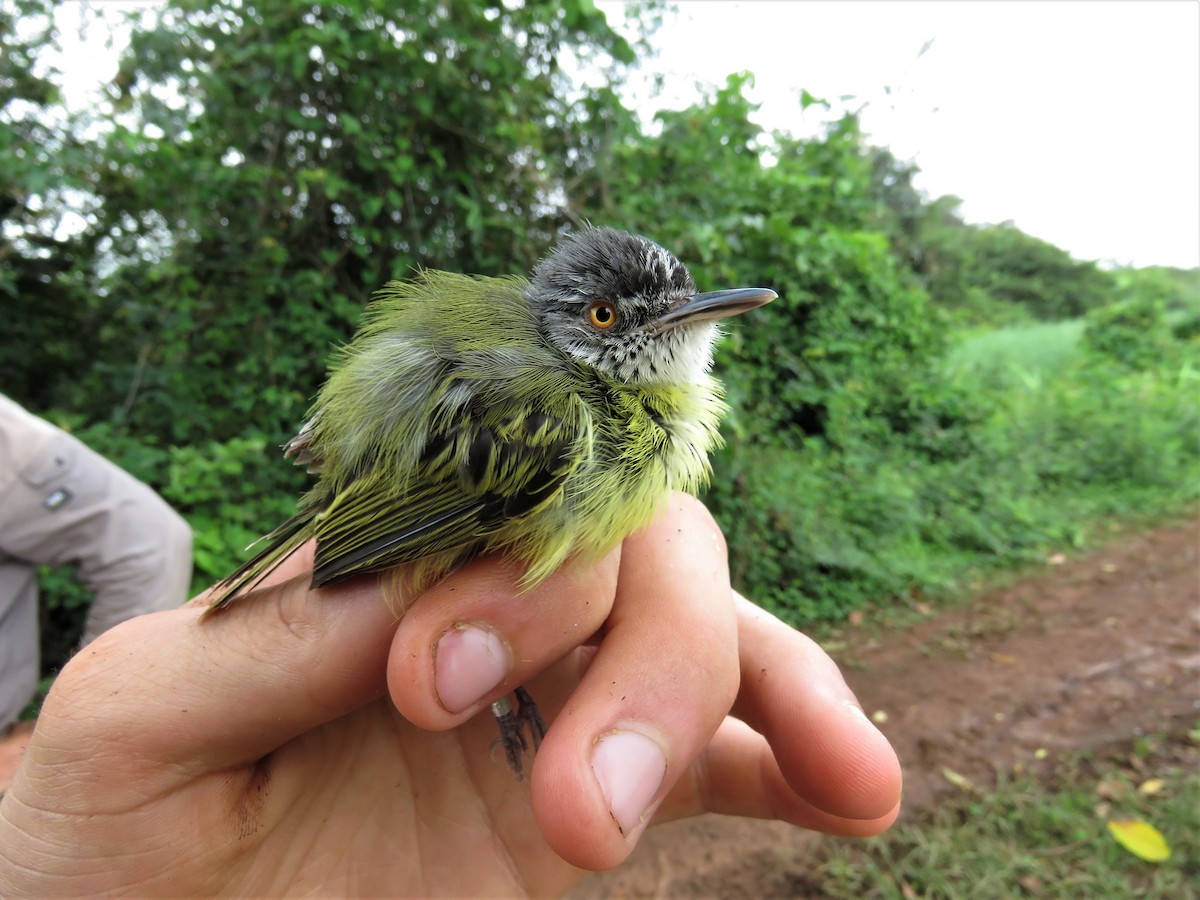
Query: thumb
[{"left": 43, "top": 544, "right": 402, "bottom": 773}]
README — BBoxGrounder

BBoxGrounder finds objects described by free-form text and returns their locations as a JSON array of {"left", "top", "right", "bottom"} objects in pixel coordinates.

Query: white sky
[
  {"left": 600, "top": 0, "right": 1200, "bottom": 270},
  {"left": 44, "top": 0, "right": 1200, "bottom": 270}
]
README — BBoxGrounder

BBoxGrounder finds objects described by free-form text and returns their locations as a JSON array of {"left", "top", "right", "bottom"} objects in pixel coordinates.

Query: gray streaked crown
[{"left": 527, "top": 227, "right": 716, "bottom": 385}]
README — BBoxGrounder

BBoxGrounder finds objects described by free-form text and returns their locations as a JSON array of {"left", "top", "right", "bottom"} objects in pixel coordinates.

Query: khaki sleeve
[{"left": 0, "top": 396, "right": 193, "bottom": 646}]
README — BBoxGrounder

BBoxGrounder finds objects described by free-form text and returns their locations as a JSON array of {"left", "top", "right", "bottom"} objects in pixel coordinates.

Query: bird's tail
[{"left": 203, "top": 512, "right": 315, "bottom": 615}]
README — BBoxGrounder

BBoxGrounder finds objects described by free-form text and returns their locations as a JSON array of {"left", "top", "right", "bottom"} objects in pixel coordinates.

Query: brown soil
[{"left": 571, "top": 517, "right": 1200, "bottom": 898}]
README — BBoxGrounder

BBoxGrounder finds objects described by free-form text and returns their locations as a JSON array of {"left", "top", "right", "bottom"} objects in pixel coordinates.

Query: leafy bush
[
  {"left": 711, "top": 318, "right": 1200, "bottom": 625},
  {"left": 1082, "top": 295, "right": 1179, "bottom": 371}
]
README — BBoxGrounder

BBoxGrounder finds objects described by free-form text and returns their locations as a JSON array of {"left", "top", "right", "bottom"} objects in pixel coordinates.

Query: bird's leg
[
  {"left": 491, "top": 694, "right": 528, "bottom": 778},
  {"left": 514, "top": 686, "right": 546, "bottom": 750},
  {"left": 489, "top": 687, "right": 546, "bottom": 780}
]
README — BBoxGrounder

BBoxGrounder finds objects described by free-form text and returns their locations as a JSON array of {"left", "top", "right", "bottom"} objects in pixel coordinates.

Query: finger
[
  {"left": 385, "top": 549, "right": 620, "bottom": 730},
  {"left": 657, "top": 718, "right": 899, "bottom": 837},
  {"left": 530, "top": 494, "right": 740, "bottom": 870},
  {"left": 42, "top": 541, "right": 402, "bottom": 772},
  {"left": 727, "top": 593, "right": 903, "bottom": 822}
]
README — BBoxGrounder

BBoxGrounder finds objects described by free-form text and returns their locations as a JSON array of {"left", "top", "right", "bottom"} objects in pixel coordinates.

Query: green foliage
[
  {"left": 712, "top": 343, "right": 1200, "bottom": 624},
  {"left": 1113, "top": 264, "right": 1200, "bottom": 316},
  {"left": 865, "top": 152, "right": 1120, "bottom": 327},
  {"left": 161, "top": 436, "right": 302, "bottom": 585},
  {"left": 7, "top": 0, "right": 640, "bottom": 447},
  {"left": 711, "top": 443, "right": 958, "bottom": 622},
  {"left": 34, "top": 565, "right": 90, "bottom": 678},
  {"left": 947, "top": 320, "right": 1086, "bottom": 385},
  {"left": 53, "top": 417, "right": 308, "bottom": 589},
  {"left": 1082, "top": 266, "right": 1200, "bottom": 370},
  {"left": 0, "top": 0, "right": 101, "bottom": 410},
  {"left": 579, "top": 75, "right": 968, "bottom": 448},
  {"left": 1083, "top": 294, "right": 1179, "bottom": 371},
  {"left": 936, "top": 222, "right": 1115, "bottom": 322}
]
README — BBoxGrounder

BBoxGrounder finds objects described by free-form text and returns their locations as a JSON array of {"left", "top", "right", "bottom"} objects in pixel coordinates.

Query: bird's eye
[{"left": 587, "top": 301, "right": 618, "bottom": 329}]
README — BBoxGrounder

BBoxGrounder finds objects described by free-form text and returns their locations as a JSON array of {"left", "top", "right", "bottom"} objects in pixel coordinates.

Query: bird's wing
[{"left": 308, "top": 397, "right": 589, "bottom": 586}]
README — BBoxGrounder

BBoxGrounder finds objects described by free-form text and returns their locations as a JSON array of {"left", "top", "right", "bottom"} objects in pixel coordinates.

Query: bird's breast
[{"left": 572, "top": 380, "right": 724, "bottom": 520}]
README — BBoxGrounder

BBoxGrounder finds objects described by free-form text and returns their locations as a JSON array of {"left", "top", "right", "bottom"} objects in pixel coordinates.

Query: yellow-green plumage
[{"left": 209, "top": 227, "right": 774, "bottom": 610}]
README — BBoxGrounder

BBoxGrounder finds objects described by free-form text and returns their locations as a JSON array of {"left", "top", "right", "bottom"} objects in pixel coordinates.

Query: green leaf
[{"left": 800, "top": 89, "right": 829, "bottom": 110}]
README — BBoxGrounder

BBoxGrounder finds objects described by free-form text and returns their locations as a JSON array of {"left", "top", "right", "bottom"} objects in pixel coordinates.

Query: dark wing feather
[
  {"left": 311, "top": 496, "right": 480, "bottom": 585},
  {"left": 307, "top": 401, "right": 584, "bottom": 586}
]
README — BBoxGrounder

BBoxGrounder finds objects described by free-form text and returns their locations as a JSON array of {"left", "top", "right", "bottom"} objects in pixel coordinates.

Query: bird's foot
[
  {"left": 490, "top": 687, "right": 546, "bottom": 780},
  {"left": 514, "top": 685, "right": 546, "bottom": 751}
]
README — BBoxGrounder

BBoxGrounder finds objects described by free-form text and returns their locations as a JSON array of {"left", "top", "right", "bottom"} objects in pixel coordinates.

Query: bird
[{"left": 206, "top": 225, "right": 776, "bottom": 775}]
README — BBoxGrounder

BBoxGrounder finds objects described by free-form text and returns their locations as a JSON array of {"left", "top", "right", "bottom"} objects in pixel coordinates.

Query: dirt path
[{"left": 571, "top": 517, "right": 1199, "bottom": 898}]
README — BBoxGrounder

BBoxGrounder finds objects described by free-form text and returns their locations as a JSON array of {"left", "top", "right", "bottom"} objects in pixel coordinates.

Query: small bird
[{"left": 207, "top": 226, "right": 776, "bottom": 774}]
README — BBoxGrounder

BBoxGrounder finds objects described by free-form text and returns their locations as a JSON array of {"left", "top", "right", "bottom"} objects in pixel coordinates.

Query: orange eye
[{"left": 587, "top": 301, "right": 618, "bottom": 329}]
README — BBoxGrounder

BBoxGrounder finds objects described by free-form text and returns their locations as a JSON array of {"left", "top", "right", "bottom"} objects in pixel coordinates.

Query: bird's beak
[{"left": 653, "top": 287, "right": 778, "bottom": 333}]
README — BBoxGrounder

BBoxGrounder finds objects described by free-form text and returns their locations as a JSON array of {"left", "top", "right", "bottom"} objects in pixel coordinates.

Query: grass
[
  {"left": 947, "top": 319, "right": 1087, "bottom": 386},
  {"left": 790, "top": 726, "right": 1200, "bottom": 899}
]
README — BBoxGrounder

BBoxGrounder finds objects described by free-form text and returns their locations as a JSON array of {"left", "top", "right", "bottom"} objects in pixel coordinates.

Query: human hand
[{"left": 0, "top": 494, "right": 900, "bottom": 896}]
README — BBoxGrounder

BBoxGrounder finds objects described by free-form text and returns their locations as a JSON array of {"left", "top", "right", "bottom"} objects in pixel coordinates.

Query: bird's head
[{"left": 527, "top": 227, "right": 776, "bottom": 385}]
